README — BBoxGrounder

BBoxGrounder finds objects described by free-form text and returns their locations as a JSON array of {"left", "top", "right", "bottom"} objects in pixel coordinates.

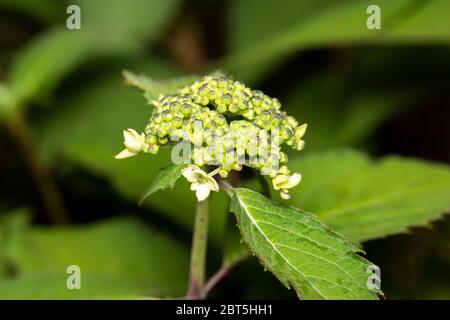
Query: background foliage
[{"left": 0, "top": 0, "right": 449, "bottom": 299}]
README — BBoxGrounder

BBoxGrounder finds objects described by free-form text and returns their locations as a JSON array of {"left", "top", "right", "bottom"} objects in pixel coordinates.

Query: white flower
[
  {"left": 272, "top": 172, "right": 302, "bottom": 190},
  {"left": 182, "top": 165, "right": 219, "bottom": 202},
  {"left": 272, "top": 172, "right": 302, "bottom": 200},
  {"left": 115, "top": 129, "right": 146, "bottom": 159}
]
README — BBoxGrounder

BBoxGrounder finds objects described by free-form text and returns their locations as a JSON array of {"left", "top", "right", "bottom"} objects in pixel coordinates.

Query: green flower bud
[
  {"left": 148, "top": 144, "right": 160, "bottom": 154},
  {"left": 234, "top": 81, "right": 245, "bottom": 91},
  {"left": 181, "top": 103, "right": 192, "bottom": 115},
  {"left": 200, "top": 96, "right": 209, "bottom": 105},
  {"left": 238, "top": 101, "right": 248, "bottom": 111},
  {"left": 146, "top": 135, "right": 157, "bottom": 144},
  {"left": 222, "top": 94, "right": 232, "bottom": 105},
  {"left": 251, "top": 96, "right": 262, "bottom": 107},
  {"left": 162, "top": 110, "right": 173, "bottom": 121},
  {"left": 280, "top": 127, "right": 292, "bottom": 140},
  {"left": 173, "top": 116, "right": 183, "bottom": 128},
  {"left": 229, "top": 103, "right": 239, "bottom": 113},
  {"left": 198, "top": 84, "right": 210, "bottom": 96},
  {"left": 280, "top": 151, "right": 288, "bottom": 163},
  {"left": 158, "top": 137, "right": 168, "bottom": 144},
  {"left": 156, "top": 127, "right": 168, "bottom": 137},
  {"left": 170, "top": 101, "right": 181, "bottom": 109},
  {"left": 243, "top": 109, "right": 255, "bottom": 120},
  {"left": 153, "top": 114, "right": 162, "bottom": 124},
  {"left": 219, "top": 169, "right": 229, "bottom": 178}
]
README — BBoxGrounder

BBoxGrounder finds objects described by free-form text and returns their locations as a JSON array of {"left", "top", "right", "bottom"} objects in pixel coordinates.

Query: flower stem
[
  {"left": 185, "top": 197, "right": 210, "bottom": 299},
  {"left": 218, "top": 178, "right": 234, "bottom": 197}
]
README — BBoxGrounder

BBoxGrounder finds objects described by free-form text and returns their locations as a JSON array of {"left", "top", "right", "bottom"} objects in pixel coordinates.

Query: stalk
[{"left": 185, "top": 197, "right": 210, "bottom": 299}]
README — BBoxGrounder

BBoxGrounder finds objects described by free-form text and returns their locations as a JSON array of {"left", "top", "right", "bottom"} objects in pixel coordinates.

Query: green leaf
[
  {"left": 228, "top": 0, "right": 329, "bottom": 51},
  {"left": 9, "top": 29, "right": 137, "bottom": 104},
  {"left": 387, "top": 0, "right": 450, "bottom": 42},
  {"left": 139, "top": 163, "right": 186, "bottom": 205},
  {"left": 8, "top": 0, "right": 181, "bottom": 104},
  {"left": 123, "top": 70, "right": 199, "bottom": 103},
  {"left": 288, "top": 150, "right": 450, "bottom": 243},
  {"left": 123, "top": 70, "right": 158, "bottom": 92},
  {"left": 71, "top": 0, "right": 180, "bottom": 39},
  {"left": 283, "top": 73, "right": 421, "bottom": 151},
  {"left": 230, "top": 188, "right": 379, "bottom": 300},
  {"left": 226, "top": 0, "right": 450, "bottom": 82},
  {"left": 0, "top": 216, "right": 189, "bottom": 299}
]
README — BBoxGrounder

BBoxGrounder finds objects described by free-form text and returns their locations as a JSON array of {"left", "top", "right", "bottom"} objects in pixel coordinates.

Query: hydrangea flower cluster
[{"left": 116, "top": 74, "right": 307, "bottom": 200}]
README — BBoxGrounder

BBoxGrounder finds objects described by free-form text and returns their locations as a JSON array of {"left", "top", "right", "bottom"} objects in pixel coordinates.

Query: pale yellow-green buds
[{"left": 116, "top": 73, "right": 308, "bottom": 200}]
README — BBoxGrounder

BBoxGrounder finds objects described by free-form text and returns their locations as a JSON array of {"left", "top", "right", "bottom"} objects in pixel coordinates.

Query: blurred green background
[{"left": 0, "top": 0, "right": 449, "bottom": 299}]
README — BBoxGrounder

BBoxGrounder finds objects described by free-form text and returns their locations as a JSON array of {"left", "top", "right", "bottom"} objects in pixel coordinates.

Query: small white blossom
[
  {"left": 272, "top": 172, "right": 302, "bottom": 200},
  {"left": 115, "top": 128, "right": 146, "bottom": 159},
  {"left": 182, "top": 165, "right": 219, "bottom": 201}
]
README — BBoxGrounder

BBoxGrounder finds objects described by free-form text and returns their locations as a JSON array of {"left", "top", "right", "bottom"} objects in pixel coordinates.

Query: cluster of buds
[{"left": 116, "top": 74, "right": 307, "bottom": 200}]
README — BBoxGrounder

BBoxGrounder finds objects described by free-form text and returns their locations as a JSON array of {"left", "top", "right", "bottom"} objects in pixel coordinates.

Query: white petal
[
  {"left": 280, "top": 190, "right": 291, "bottom": 200},
  {"left": 272, "top": 181, "right": 280, "bottom": 190},
  {"left": 115, "top": 149, "right": 137, "bottom": 159},
  {"left": 190, "top": 182, "right": 199, "bottom": 191},
  {"left": 127, "top": 128, "right": 140, "bottom": 136},
  {"left": 123, "top": 129, "right": 144, "bottom": 152},
  {"left": 272, "top": 174, "right": 288, "bottom": 190},
  {"left": 182, "top": 165, "right": 201, "bottom": 182},
  {"left": 287, "top": 173, "right": 302, "bottom": 188},
  {"left": 123, "top": 129, "right": 137, "bottom": 144},
  {"left": 207, "top": 177, "right": 219, "bottom": 192},
  {"left": 196, "top": 184, "right": 211, "bottom": 201}
]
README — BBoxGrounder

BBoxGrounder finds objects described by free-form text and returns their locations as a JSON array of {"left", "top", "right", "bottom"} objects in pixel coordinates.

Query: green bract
[{"left": 117, "top": 73, "right": 307, "bottom": 199}]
